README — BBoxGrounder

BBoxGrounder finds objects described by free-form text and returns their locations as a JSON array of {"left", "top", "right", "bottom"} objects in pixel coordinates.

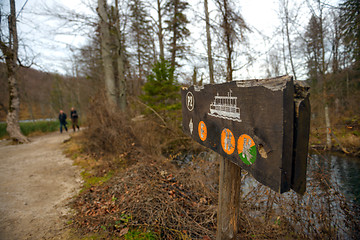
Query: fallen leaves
[{"left": 70, "top": 162, "right": 217, "bottom": 239}]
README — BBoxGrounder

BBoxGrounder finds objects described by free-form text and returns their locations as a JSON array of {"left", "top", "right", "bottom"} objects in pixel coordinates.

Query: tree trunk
[
  {"left": 318, "top": 3, "right": 331, "bottom": 150},
  {"left": 157, "top": 0, "right": 165, "bottom": 60},
  {"left": 284, "top": 0, "right": 297, "bottom": 80},
  {"left": 2, "top": 0, "right": 29, "bottom": 143},
  {"left": 115, "top": 0, "right": 127, "bottom": 111},
  {"left": 170, "top": 0, "right": 179, "bottom": 70},
  {"left": 325, "top": 104, "right": 332, "bottom": 150},
  {"left": 281, "top": 26, "right": 289, "bottom": 74},
  {"left": 98, "top": 0, "right": 117, "bottom": 105},
  {"left": 222, "top": 0, "right": 232, "bottom": 82},
  {"left": 204, "top": 0, "right": 214, "bottom": 84}
]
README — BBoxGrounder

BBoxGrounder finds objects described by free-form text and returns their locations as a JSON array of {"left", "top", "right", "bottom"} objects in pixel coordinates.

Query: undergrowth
[{"left": 66, "top": 93, "right": 359, "bottom": 239}]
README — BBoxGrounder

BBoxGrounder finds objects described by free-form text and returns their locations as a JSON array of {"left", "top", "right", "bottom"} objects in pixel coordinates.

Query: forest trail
[{"left": 0, "top": 132, "right": 82, "bottom": 240}]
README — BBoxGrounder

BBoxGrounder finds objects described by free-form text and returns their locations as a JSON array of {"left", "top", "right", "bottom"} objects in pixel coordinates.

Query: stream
[
  {"left": 172, "top": 151, "right": 360, "bottom": 238},
  {"left": 309, "top": 153, "right": 360, "bottom": 205}
]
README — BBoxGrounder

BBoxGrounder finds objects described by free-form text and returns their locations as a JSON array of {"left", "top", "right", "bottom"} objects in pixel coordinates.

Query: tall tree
[
  {"left": 156, "top": 0, "right": 165, "bottom": 60},
  {"left": 306, "top": 0, "right": 332, "bottom": 149},
  {"left": 279, "top": 0, "right": 298, "bottom": 80},
  {"left": 129, "top": 0, "right": 154, "bottom": 81},
  {"left": 0, "top": 0, "right": 29, "bottom": 143},
  {"left": 340, "top": 0, "right": 360, "bottom": 69},
  {"left": 114, "top": 0, "right": 127, "bottom": 111},
  {"left": 97, "top": 0, "right": 117, "bottom": 105},
  {"left": 97, "top": 0, "right": 127, "bottom": 110},
  {"left": 204, "top": 0, "right": 214, "bottom": 84},
  {"left": 215, "top": 0, "right": 248, "bottom": 82},
  {"left": 305, "top": 15, "right": 322, "bottom": 85},
  {"left": 164, "top": 0, "right": 190, "bottom": 70},
  {"left": 330, "top": 10, "right": 341, "bottom": 73}
]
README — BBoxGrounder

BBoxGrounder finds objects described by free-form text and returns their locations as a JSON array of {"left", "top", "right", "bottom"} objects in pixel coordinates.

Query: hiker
[
  {"left": 70, "top": 107, "right": 80, "bottom": 132},
  {"left": 58, "top": 110, "right": 68, "bottom": 133}
]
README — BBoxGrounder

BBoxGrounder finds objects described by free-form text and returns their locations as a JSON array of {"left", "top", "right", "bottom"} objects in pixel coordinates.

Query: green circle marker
[{"left": 237, "top": 134, "right": 257, "bottom": 165}]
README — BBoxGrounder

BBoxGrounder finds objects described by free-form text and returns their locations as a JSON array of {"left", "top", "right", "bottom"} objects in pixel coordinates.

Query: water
[
  {"left": 173, "top": 151, "right": 360, "bottom": 238},
  {"left": 310, "top": 153, "right": 360, "bottom": 205},
  {"left": 174, "top": 151, "right": 360, "bottom": 204}
]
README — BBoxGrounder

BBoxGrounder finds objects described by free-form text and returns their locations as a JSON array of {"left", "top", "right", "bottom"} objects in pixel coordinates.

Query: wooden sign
[{"left": 181, "top": 76, "right": 310, "bottom": 194}]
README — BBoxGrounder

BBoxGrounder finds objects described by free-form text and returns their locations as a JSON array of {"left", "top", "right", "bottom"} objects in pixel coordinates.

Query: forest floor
[{"left": 0, "top": 131, "right": 82, "bottom": 240}]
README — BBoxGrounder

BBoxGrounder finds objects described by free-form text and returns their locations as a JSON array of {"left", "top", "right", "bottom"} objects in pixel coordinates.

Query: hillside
[{"left": 0, "top": 63, "right": 94, "bottom": 121}]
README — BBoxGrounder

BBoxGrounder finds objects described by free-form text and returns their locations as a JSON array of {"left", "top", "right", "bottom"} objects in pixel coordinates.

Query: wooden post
[{"left": 217, "top": 156, "right": 242, "bottom": 240}]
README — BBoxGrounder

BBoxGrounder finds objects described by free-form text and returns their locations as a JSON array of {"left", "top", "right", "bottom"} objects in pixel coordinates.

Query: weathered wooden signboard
[{"left": 181, "top": 76, "right": 310, "bottom": 194}]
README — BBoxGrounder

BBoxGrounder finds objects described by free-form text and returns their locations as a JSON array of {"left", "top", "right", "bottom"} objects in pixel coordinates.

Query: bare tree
[
  {"left": 157, "top": 0, "right": 165, "bottom": 60},
  {"left": 279, "top": 0, "right": 298, "bottom": 80},
  {"left": 204, "top": 0, "right": 214, "bottom": 84},
  {"left": 215, "top": 0, "right": 249, "bottom": 82},
  {"left": 0, "top": 0, "right": 29, "bottom": 143}
]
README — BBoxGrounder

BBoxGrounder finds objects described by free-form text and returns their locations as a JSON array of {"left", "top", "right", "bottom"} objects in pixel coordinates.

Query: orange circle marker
[
  {"left": 198, "top": 121, "right": 207, "bottom": 141},
  {"left": 221, "top": 128, "right": 235, "bottom": 155}
]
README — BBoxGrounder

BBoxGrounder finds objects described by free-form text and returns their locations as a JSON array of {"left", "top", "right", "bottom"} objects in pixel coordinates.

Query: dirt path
[{"left": 0, "top": 132, "right": 82, "bottom": 240}]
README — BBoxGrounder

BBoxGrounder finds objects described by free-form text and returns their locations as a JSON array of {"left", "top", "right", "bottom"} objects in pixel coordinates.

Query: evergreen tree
[
  {"left": 164, "top": 0, "right": 190, "bottom": 70},
  {"left": 340, "top": 0, "right": 360, "bottom": 69},
  {"left": 129, "top": 0, "right": 154, "bottom": 80},
  {"left": 305, "top": 15, "right": 323, "bottom": 87},
  {"left": 140, "top": 59, "right": 180, "bottom": 111}
]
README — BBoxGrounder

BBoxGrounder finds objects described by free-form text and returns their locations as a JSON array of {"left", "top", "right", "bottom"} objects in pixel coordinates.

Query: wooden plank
[
  {"left": 181, "top": 76, "right": 295, "bottom": 193},
  {"left": 216, "top": 157, "right": 241, "bottom": 240},
  {"left": 291, "top": 81, "right": 311, "bottom": 194}
]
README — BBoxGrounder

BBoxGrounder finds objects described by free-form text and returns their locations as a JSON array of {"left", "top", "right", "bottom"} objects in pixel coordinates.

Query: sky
[{"left": 3, "top": 0, "right": 340, "bottom": 81}]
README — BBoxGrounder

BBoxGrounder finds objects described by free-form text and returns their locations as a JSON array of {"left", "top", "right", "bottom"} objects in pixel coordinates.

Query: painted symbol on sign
[
  {"left": 189, "top": 118, "right": 193, "bottom": 135},
  {"left": 198, "top": 121, "right": 207, "bottom": 141},
  {"left": 237, "top": 134, "right": 257, "bottom": 165},
  {"left": 208, "top": 89, "right": 242, "bottom": 122},
  {"left": 186, "top": 92, "right": 194, "bottom": 111},
  {"left": 221, "top": 128, "right": 235, "bottom": 155}
]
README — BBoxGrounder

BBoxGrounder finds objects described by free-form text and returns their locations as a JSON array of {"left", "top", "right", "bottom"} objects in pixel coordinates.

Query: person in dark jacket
[
  {"left": 70, "top": 107, "right": 80, "bottom": 132},
  {"left": 58, "top": 110, "right": 68, "bottom": 133}
]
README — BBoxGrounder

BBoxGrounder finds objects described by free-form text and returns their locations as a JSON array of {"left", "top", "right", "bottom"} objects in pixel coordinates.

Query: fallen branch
[{"left": 135, "top": 98, "right": 167, "bottom": 127}]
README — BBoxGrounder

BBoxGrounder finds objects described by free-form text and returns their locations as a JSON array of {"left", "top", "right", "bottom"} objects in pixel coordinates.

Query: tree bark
[
  {"left": 115, "top": 0, "right": 127, "bottom": 111},
  {"left": 222, "top": 0, "right": 233, "bottom": 82},
  {"left": 204, "top": 0, "right": 214, "bottom": 84},
  {"left": 98, "top": 0, "right": 117, "bottom": 105},
  {"left": 1, "top": 0, "right": 29, "bottom": 143}
]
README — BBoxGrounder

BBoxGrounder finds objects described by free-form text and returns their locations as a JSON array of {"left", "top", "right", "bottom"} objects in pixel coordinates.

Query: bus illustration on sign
[{"left": 208, "top": 90, "right": 242, "bottom": 122}]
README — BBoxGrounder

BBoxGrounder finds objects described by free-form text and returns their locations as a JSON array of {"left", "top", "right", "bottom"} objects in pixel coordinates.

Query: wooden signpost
[{"left": 181, "top": 76, "right": 310, "bottom": 239}]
